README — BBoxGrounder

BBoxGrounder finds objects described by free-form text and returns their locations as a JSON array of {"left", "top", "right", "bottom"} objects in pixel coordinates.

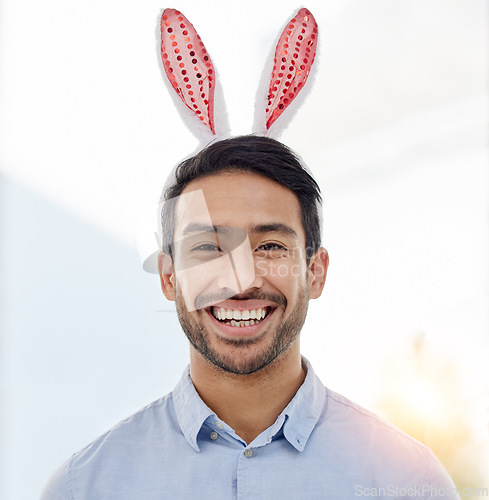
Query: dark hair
[{"left": 161, "top": 135, "right": 322, "bottom": 263}]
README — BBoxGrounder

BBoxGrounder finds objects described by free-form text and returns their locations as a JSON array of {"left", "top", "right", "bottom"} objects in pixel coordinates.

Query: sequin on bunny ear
[
  {"left": 161, "top": 9, "right": 215, "bottom": 134},
  {"left": 266, "top": 8, "right": 318, "bottom": 130}
]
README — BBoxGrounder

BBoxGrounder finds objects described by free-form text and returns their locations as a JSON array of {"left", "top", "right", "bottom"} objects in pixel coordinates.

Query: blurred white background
[{"left": 0, "top": 0, "right": 487, "bottom": 498}]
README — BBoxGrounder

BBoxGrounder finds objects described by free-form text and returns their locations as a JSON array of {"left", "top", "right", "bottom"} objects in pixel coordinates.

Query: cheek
[
  {"left": 173, "top": 269, "right": 206, "bottom": 313},
  {"left": 257, "top": 258, "right": 308, "bottom": 288}
]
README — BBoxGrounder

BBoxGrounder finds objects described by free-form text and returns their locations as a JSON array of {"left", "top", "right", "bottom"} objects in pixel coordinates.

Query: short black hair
[{"left": 161, "top": 135, "right": 322, "bottom": 263}]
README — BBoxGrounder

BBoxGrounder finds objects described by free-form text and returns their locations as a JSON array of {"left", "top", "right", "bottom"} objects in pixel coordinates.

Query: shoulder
[
  {"left": 80, "top": 392, "right": 177, "bottom": 456},
  {"left": 322, "top": 386, "right": 429, "bottom": 450},
  {"left": 312, "top": 386, "right": 457, "bottom": 493},
  {"left": 40, "top": 393, "right": 177, "bottom": 499},
  {"left": 323, "top": 387, "right": 421, "bottom": 440}
]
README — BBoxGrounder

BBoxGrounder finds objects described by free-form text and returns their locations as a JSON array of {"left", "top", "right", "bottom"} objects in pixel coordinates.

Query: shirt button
[
  {"left": 244, "top": 448, "right": 253, "bottom": 458},
  {"left": 210, "top": 431, "right": 218, "bottom": 440},
  {"left": 215, "top": 421, "right": 224, "bottom": 429}
]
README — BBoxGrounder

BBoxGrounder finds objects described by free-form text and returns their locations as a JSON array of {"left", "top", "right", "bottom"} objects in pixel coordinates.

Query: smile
[{"left": 211, "top": 306, "right": 272, "bottom": 327}]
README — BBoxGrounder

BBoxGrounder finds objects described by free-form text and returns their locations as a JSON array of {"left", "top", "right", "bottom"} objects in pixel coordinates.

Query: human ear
[
  {"left": 308, "top": 247, "right": 329, "bottom": 299},
  {"left": 158, "top": 252, "right": 176, "bottom": 301}
]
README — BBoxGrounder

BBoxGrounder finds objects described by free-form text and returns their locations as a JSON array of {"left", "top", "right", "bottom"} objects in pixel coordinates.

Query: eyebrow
[
  {"left": 181, "top": 223, "right": 231, "bottom": 237},
  {"left": 249, "top": 223, "right": 298, "bottom": 238}
]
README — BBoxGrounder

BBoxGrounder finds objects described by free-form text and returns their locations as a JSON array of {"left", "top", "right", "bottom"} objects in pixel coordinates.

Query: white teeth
[{"left": 212, "top": 307, "right": 269, "bottom": 324}]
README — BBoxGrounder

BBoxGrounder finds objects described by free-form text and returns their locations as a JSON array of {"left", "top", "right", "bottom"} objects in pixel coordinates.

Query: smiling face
[{"left": 159, "top": 171, "right": 328, "bottom": 375}]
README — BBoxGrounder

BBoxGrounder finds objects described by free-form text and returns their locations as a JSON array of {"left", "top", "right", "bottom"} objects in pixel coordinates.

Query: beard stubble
[{"left": 175, "top": 286, "right": 310, "bottom": 375}]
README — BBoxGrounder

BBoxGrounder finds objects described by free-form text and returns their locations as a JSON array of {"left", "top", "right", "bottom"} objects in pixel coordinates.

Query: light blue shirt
[{"left": 41, "top": 359, "right": 459, "bottom": 499}]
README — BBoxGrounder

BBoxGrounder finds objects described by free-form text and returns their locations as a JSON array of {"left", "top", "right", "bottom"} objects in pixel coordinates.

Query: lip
[{"left": 205, "top": 304, "right": 277, "bottom": 338}]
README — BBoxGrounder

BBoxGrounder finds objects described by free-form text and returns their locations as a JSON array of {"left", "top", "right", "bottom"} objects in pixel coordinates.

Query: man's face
[{"left": 160, "top": 171, "right": 326, "bottom": 375}]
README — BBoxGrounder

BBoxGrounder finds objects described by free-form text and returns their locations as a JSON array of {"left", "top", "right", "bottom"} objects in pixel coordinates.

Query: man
[{"left": 41, "top": 136, "right": 459, "bottom": 499}]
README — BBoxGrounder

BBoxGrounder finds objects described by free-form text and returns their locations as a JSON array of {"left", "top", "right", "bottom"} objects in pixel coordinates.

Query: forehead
[{"left": 174, "top": 171, "right": 304, "bottom": 240}]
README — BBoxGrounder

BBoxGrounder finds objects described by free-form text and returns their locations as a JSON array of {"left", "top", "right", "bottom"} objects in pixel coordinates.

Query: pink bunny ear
[
  {"left": 266, "top": 8, "right": 318, "bottom": 130},
  {"left": 160, "top": 9, "right": 216, "bottom": 134}
]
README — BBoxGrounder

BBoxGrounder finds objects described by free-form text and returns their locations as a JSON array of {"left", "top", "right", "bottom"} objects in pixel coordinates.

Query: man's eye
[
  {"left": 192, "top": 243, "right": 222, "bottom": 252},
  {"left": 256, "top": 243, "right": 288, "bottom": 257},
  {"left": 259, "top": 243, "right": 286, "bottom": 251}
]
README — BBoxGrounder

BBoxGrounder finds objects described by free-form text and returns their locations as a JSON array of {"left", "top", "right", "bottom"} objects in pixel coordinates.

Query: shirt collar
[
  {"left": 172, "top": 357, "right": 325, "bottom": 453},
  {"left": 172, "top": 365, "right": 214, "bottom": 452},
  {"left": 281, "top": 357, "right": 325, "bottom": 451}
]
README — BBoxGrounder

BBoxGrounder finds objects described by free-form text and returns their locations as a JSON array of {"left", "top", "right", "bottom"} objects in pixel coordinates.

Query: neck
[{"left": 189, "top": 343, "right": 305, "bottom": 445}]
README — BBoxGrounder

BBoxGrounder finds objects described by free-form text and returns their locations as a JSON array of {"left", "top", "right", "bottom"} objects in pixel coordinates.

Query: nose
[
  {"left": 242, "top": 253, "right": 266, "bottom": 290},
  {"left": 221, "top": 235, "right": 257, "bottom": 292},
  {"left": 225, "top": 244, "right": 271, "bottom": 293}
]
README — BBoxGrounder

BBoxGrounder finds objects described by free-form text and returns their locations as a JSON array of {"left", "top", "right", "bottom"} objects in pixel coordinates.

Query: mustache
[{"left": 194, "top": 289, "right": 287, "bottom": 310}]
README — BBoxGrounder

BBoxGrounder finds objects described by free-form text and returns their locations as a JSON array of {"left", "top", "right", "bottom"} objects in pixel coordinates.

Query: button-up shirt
[{"left": 41, "top": 360, "right": 459, "bottom": 499}]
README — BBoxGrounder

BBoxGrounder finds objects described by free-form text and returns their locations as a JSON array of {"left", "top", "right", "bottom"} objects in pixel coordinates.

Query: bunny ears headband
[
  {"left": 160, "top": 7, "right": 318, "bottom": 140},
  {"left": 140, "top": 7, "right": 319, "bottom": 273}
]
